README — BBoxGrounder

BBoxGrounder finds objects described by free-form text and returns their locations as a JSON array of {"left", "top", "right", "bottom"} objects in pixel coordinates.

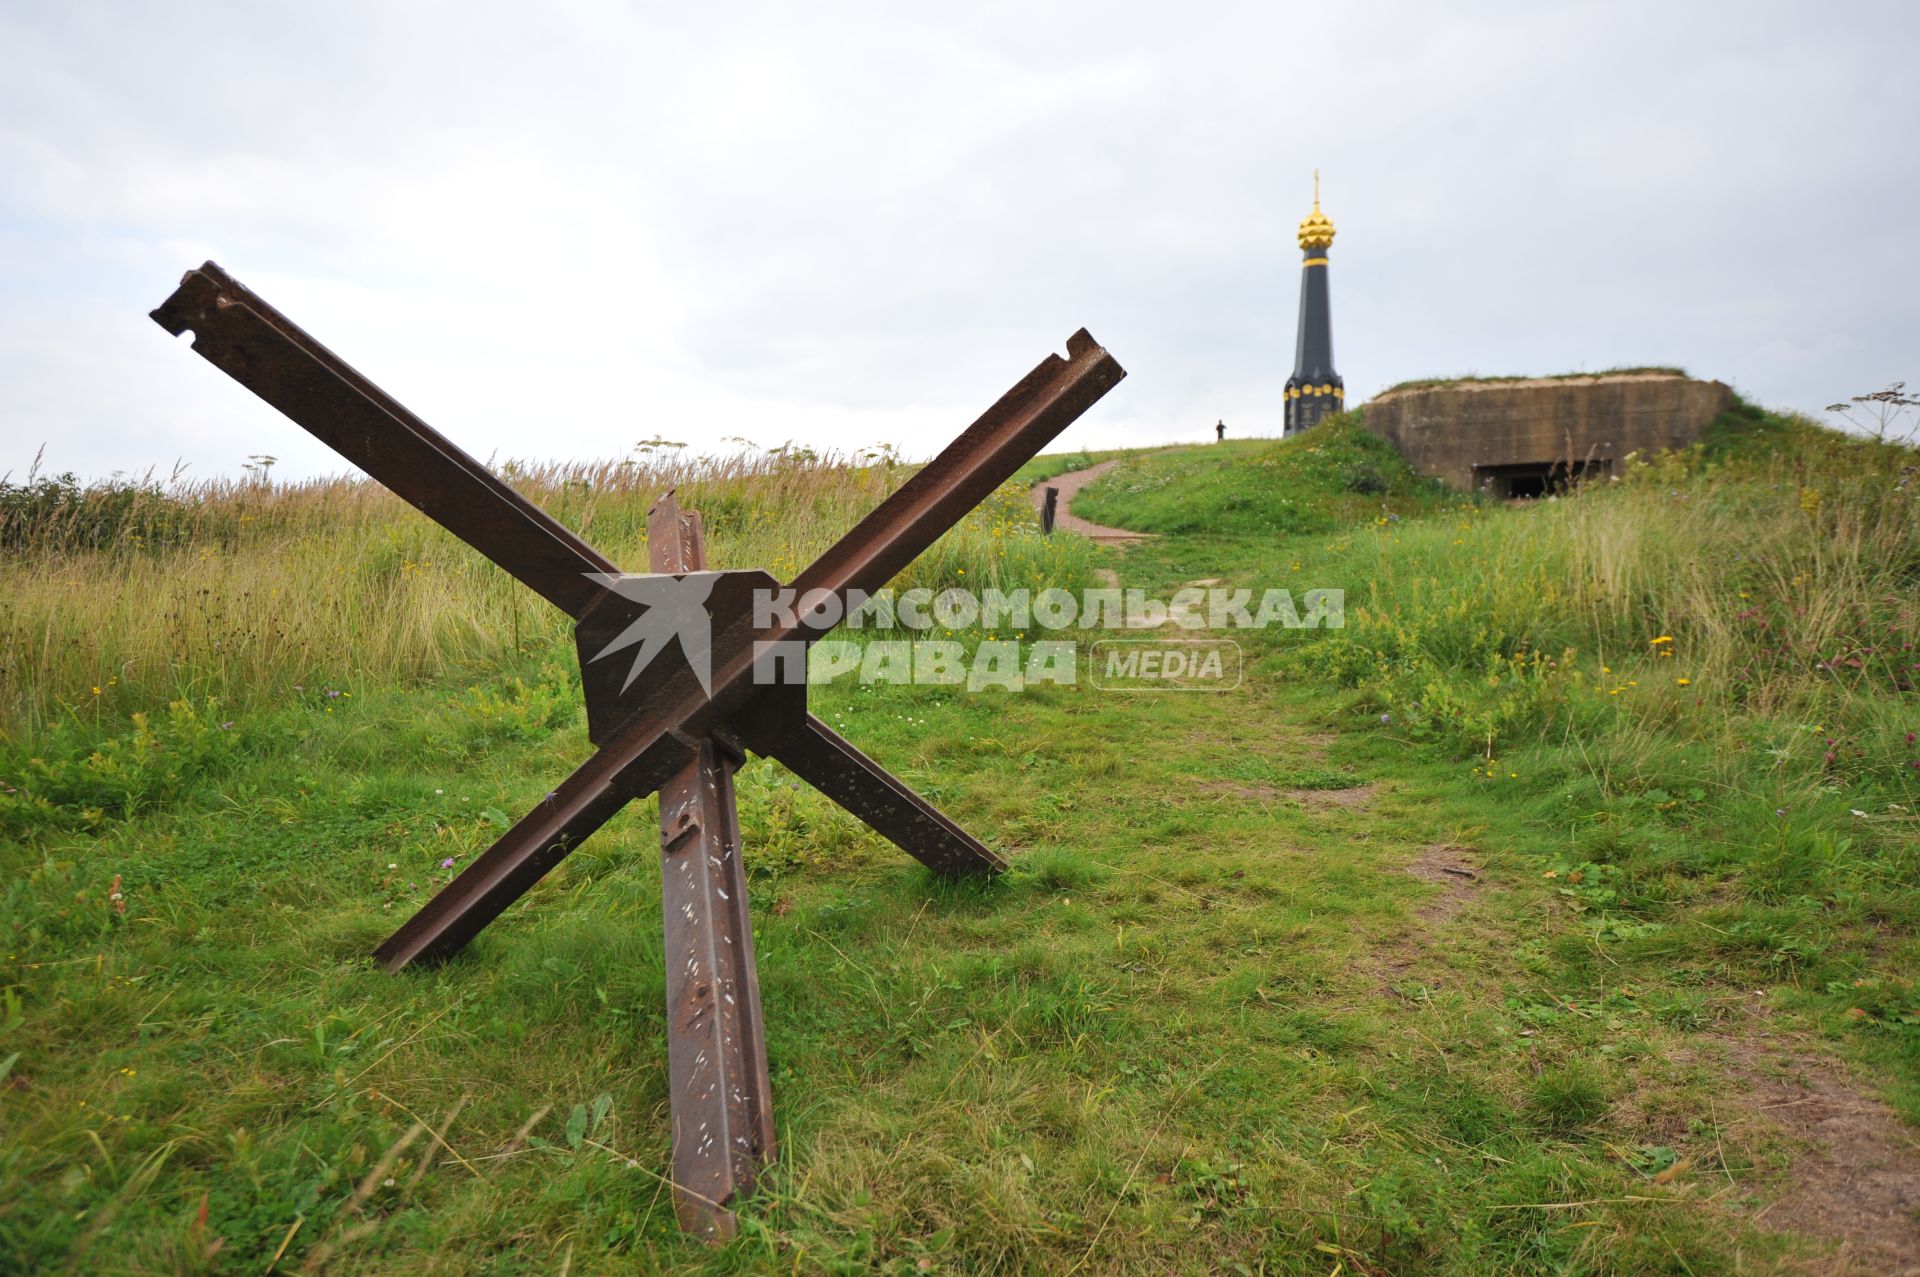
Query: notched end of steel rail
[{"left": 149, "top": 261, "right": 232, "bottom": 340}]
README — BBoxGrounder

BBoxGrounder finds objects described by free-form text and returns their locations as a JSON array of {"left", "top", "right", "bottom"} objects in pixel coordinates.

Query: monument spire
[{"left": 1285, "top": 172, "right": 1344, "bottom": 435}]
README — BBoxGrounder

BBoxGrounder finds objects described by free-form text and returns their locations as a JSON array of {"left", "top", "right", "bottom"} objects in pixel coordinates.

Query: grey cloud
[{"left": 1, "top": 0, "right": 1914, "bottom": 481}]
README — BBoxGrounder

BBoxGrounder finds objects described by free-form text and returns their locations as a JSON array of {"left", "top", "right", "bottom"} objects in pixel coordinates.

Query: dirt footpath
[{"left": 1030, "top": 460, "right": 1153, "bottom": 543}]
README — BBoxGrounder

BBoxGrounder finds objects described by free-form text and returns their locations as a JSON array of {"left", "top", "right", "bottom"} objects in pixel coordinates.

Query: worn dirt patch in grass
[
  {"left": 1717, "top": 1035, "right": 1920, "bottom": 1275},
  {"left": 1285, "top": 784, "right": 1375, "bottom": 810},
  {"left": 1374, "top": 845, "right": 1485, "bottom": 987},
  {"left": 1192, "top": 780, "right": 1376, "bottom": 811},
  {"left": 1401, "top": 845, "right": 1483, "bottom": 923},
  {"left": 1296, "top": 731, "right": 1338, "bottom": 761}
]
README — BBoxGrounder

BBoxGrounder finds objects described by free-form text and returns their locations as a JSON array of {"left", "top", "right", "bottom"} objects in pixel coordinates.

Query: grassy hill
[
  {"left": 1071, "top": 420, "right": 1456, "bottom": 537},
  {"left": 2, "top": 407, "right": 1917, "bottom": 1274}
]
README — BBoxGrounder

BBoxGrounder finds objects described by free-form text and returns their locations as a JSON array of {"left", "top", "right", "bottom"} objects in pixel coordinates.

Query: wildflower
[
  {"left": 440, "top": 858, "right": 455, "bottom": 869},
  {"left": 91, "top": 686, "right": 101, "bottom": 696},
  {"left": 1650, "top": 636, "right": 1672, "bottom": 646},
  {"left": 1379, "top": 713, "right": 1391, "bottom": 724},
  {"left": 1676, "top": 678, "right": 1691, "bottom": 686}
]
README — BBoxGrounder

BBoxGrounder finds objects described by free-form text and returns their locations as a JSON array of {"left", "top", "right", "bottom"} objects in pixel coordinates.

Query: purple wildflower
[{"left": 440, "top": 858, "right": 455, "bottom": 869}]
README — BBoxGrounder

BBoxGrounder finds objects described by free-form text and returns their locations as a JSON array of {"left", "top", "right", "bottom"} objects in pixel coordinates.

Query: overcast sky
[{"left": 3, "top": 1, "right": 1915, "bottom": 483}]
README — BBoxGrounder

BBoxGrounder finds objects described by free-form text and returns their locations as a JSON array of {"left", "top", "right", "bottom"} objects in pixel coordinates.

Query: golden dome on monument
[{"left": 1297, "top": 170, "right": 1336, "bottom": 252}]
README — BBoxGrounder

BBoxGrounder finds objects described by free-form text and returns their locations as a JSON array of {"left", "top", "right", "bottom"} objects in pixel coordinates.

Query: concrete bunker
[{"left": 1362, "top": 372, "right": 1733, "bottom": 495}]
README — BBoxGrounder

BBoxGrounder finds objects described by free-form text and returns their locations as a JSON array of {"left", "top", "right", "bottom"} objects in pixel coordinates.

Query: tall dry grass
[
  {"left": 1300, "top": 416, "right": 1919, "bottom": 764},
  {"left": 0, "top": 449, "right": 1092, "bottom": 740},
  {"left": 1554, "top": 438, "right": 1919, "bottom": 711}
]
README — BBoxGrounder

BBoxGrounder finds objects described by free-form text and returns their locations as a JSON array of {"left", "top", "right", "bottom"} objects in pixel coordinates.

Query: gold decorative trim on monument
[{"left": 1296, "top": 169, "right": 1336, "bottom": 252}]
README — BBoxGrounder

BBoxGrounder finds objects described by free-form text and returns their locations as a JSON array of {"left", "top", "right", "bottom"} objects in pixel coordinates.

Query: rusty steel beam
[
  {"left": 736, "top": 712, "right": 1005, "bottom": 877},
  {"left": 369, "top": 729, "right": 693, "bottom": 969},
  {"left": 784, "top": 329, "right": 1123, "bottom": 619},
  {"left": 647, "top": 494, "right": 776, "bottom": 1238},
  {"left": 151, "top": 263, "right": 1125, "bottom": 973},
  {"left": 373, "top": 328, "right": 1120, "bottom": 964},
  {"left": 151, "top": 263, "right": 619, "bottom": 618}
]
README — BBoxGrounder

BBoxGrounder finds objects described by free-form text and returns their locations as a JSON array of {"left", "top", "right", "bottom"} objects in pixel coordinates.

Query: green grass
[
  {"left": 0, "top": 452, "right": 1098, "bottom": 740},
  {"left": 1096, "top": 405, "right": 1920, "bottom": 1105},
  {"left": 3, "top": 412, "right": 1916, "bottom": 1274},
  {"left": 1071, "top": 415, "right": 1461, "bottom": 537}
]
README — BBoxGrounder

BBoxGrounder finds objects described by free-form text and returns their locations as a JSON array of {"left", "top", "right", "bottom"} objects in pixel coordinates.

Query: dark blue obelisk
[{"left": 1284, "top": 172, "right": 1344, "bottom": 435}]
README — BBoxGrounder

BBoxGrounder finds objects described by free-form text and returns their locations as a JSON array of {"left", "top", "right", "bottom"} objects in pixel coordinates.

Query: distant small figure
[
  {"left": 1215, "top": 419, "right": 1226, "bottom": 442},
  {"left": 1041, "top": 485, "right": 1059, "bottom": 534}
]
